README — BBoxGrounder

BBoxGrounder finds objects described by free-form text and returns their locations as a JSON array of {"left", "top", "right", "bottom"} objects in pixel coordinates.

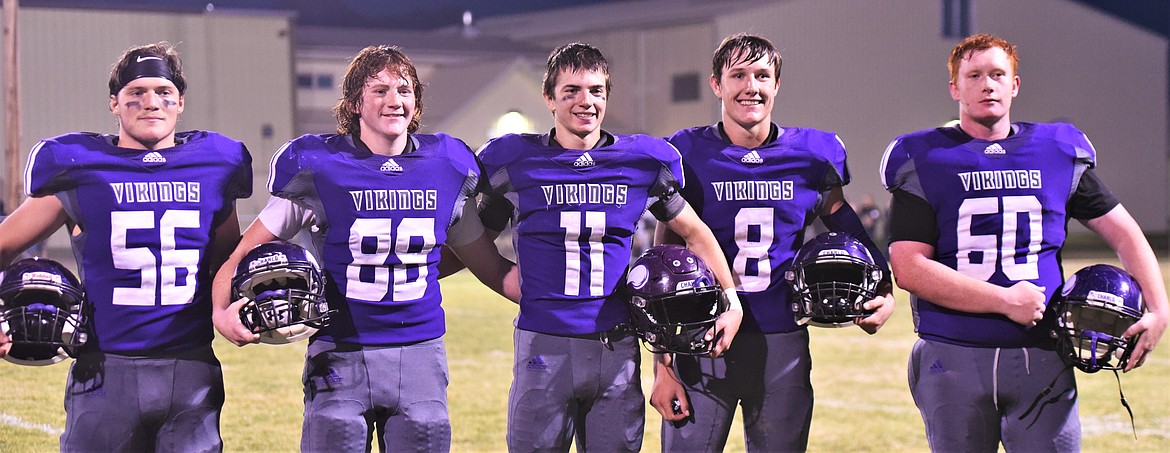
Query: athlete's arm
[
  {"left": 0, "top": 196, "right": 69, "bottom": 359},
  {"left": 1083, "top": 205, "right": 1168, "bottom": 371},
  {"left": 819, "top": 188, "right": 895, "bottom": 334},
  {"left": 211, "top": 196, "right": 309, "bottom": 346},
  {"left": 450, "top": 234, "right": 520, "bottom": 304},
  {"left": 0, "top": 196, "right": 68, "bottom": 266},
  {"left": 663, "top": 204, "right": 743, "bottom": 357},
  {"left": 447, "top": 201, "right": 520, "bottom": 303},
  {"left": 649, "top": 353, "right": 690, "bottom": 422}
]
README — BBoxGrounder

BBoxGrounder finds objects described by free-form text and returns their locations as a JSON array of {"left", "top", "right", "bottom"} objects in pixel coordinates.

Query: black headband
[{"left": 111, "top": 54, "right": 182, "bottom": 95}]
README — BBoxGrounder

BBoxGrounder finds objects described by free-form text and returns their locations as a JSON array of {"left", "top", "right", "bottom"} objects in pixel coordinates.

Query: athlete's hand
[
  {"left": 213, "top": 297, "right": 260, "bottom": 346},
  {"left": 0, "top": 331, "right": 10, "bottom": 359},
  {"left": 1001, "top": 281, "right": 1047, "bottom": 327},
  {"left": 856, "top": 292, "right": 896, "bottom": 334},
  {"left": 650, "top": 354, "right": 689, "bottom": 422},
  {"left": 1122, "top": 310, "right": 1167, "bottom": 372},
  {"left": 707, "top": 308, "right": 742, "bottom": 357}
]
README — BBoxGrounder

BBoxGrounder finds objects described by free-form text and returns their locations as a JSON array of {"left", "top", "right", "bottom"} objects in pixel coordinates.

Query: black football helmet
[
  {"left": 626, "top": 245, "right": 725, "bottom": 355},
  {"left": 785, "top": 231, "right": 884, "bottom": 328},
  {"left": 232, "top": 241, "right": 330, "bottom": 344},
  {"left": 1053, "top": 264, "right": 1145, "bottom": 373},
  {"left": 0, "top": 258, "right": 88, "bottom": 366}
]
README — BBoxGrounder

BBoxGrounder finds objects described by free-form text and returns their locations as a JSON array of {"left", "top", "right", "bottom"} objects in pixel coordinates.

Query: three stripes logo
[
  {"left": 983, "top": 143, "right": 1006, "bottom": 156},
  {"left": 741, "top": 150, "right": 763, "bottom": 164},
  {"left": 573, "top": 152, "right": 596, "bottom": 167},
  {"left": 142, "top": 151, "right": 166, "bottom": 164},
  {"left": 380, "top": 158, "right": 404, "bottom": 173}
]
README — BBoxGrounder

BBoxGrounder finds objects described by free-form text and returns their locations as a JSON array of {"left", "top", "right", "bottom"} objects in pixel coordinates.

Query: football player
[
  {"left": 651, "top": 33, "right": 895, "bottom": 452},
  {"left": 0, "top": 42, "right": 251, "bottom": 451},
  {"left": 210, "top": 45, "right": 518, "bottom": 452},
  {"left": 476, "top": 42, "right": 742, "bottom": 452},
  {"left": 882, "top": 33, "right": 1167, "bottom": 451}
]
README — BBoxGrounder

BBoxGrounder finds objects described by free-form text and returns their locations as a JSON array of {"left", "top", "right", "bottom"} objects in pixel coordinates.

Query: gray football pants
[
  {"left": 507, "top": 328, "right": 645, "bottom": 452},
  {"left": 300, "top": 337, "right": 451, "bottom": 453},
  {"left": 61, "top": 345, "right": 224, "bottom": 453},
  {"left": 662, "top": 329, "right": 813, "bottom": 453},
  {"left": 908, "top": 338, "right": 1080, "bottom": 452}
]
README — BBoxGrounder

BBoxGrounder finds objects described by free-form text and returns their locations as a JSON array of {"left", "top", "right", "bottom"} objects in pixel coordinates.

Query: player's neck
[
  {"left": 361, "top": 131, "right": 409, "bottom": 156},
  {"left": 722, "top": 118, "right": 772, "bottom": 148},
  {"left": 554, "top": 127, "right": 601, "bottom": 150},
  {"left": 959, "top": 116, "right": 1012, "bottom": 141},
  {"left": 117, "top": 131, "right": 176, "bottom": 151}
]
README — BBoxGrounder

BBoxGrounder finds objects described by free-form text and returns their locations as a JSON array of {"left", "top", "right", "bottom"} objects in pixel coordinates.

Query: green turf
[{"left": 1, "top": 257, "right": 1167, "bottom": 452}]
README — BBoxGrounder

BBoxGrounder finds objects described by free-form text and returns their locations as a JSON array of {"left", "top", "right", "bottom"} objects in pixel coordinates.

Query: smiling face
[
  {"left": 544, "top": 68, "right": 607, "bottom": 147},
  {"left": 356, "top": 67, "right": 416, "bottom": 145},
  {"left": 712, "top": 52, "right": 778, "bottom": 131},
  {"left": 949, "top": 46, "right": 1020, "bottom": 135},
  {"left": 109, "top": 77, "right": 184, "bottom": 150}
]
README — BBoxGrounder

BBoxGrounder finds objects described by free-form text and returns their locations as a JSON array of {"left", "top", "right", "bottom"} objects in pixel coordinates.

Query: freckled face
[
  {"left": 357, "top": 68, "right": 416, "bottom": 141},
  {"left": 110, "top": 77, "right": 183, "bottom": 150},
  {"left": 949, "top": 46, "right": 1019, "bottom": 127},
  {"left": 545, "top": 68, "right": 607, "bottom": 140}
]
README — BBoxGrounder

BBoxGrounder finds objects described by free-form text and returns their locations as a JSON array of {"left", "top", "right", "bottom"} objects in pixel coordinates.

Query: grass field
[{"left": 1, "top": 257, "right": 1168, "bottom": 452}]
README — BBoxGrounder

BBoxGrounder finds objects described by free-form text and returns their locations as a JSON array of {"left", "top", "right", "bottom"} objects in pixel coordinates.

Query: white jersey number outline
[
  {"left": 561, "top": 211, "right": 606, "bottom": 297},
  {"left": 732, "top": 207, "right": 773, "bottom": 292},
  {"left": 110, "top": 210, "right": 201, "bottom": 306},
  {"left": 346, "top": 217, "right": 437, "bottom": 301},
  {"left": 955, "top": 195, "right": 1042, "bottom": 281}
]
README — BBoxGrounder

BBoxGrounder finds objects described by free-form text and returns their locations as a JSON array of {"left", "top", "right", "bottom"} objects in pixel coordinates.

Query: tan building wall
[{"left": 0, "top": 7, "right": 294, "bottom": 246}]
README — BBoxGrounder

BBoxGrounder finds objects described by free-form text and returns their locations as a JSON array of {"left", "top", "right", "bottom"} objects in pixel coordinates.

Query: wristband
[{"left": 723, "top": 288, "right": 743, "bottom": 312}]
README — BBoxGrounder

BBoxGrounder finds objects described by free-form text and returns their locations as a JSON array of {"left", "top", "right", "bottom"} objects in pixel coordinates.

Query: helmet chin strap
[{"left": 1081, "top": 330, "right": 1137, "bottom": 439}]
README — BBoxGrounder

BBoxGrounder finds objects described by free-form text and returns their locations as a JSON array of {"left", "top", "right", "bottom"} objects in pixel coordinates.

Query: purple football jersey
[
  {"left": 881, "top": 123, "right": 1096, "bottom": 347},
  {"left": 268, "top": 133, "right": 478, "bottom": 345},
  {"left": 668, "top": 125, "right": 849, "bottom": 333},
  {"left": 478, "top": 133, "right": 684, "bottom": 335},
  {"left": 25, "top": 131, "right": 252, "bottom": 354}
]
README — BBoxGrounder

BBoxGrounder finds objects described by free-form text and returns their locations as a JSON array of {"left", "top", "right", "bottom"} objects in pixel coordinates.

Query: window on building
[
  {"left": 316, "top": 74, "right": 335, "bottom": 89},
  {"left": 671, "top": 73, "right": 701, "bottom": 103},
  {"left": 296, "top": 74, "right": 313, "bottom": 88}
]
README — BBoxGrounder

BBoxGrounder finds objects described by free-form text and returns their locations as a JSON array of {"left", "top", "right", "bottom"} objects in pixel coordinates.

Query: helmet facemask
[
  {"left": 626, "top": 245, "right": 725, "bottom": 355},
  {"left": 0, "top": 259, "right": 88, "bottom": 366},
  {"left": 232, "top": 242, "right": 331, "bottom": 344},
  {"left": 1052, "top": 264, "right": 1144, "bottom": 373},
  {"left": 787, "top": 232, "right": 882, "bottom": 328},
  {"left": 630, "top": 286, "right": 724, "bottom": 355}
]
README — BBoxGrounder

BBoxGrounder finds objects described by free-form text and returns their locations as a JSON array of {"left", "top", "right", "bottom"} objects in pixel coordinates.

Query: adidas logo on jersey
[
  {"left": 741, "top": 150, "right": 764, "bottom": 164},
  {"left": 142, "top": 151, "right": 166, "bottom": 164},
  {"left": 380, "top": 158, "right": 403, "bottom": 173},
  {"left": 983, "top": 143, "right": 1006, "bottom": 155},
  {"left": 573, "top": 152, "right": 596, "bottom": 167}
]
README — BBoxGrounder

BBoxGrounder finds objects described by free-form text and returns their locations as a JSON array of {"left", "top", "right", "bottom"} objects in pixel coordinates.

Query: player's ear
[
  {"left": 709, "top": 75, "right": 721, "bottom": 97},
  {"left": 1010, "top": 75, "right": 1020, "bottom": 97},
  {"left": 109, "top": 94, "right": 118, "bottom": 113},
  {"left": 176, "top": 94, "right": 185, "bottom": 115},
  {"left": 948, "top": 80, "right": 960, "bottom": 101}
]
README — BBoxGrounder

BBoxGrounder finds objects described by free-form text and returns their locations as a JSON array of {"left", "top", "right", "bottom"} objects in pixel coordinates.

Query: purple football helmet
[
  {"left": 785, "top": 232, "right": 883, "bottom": 328},
  {"left": 232, "top": 241, "right": 330, "bottom": 344},
  {"left": 1053, "top": 264, "right": 1145, "bottom": 373},
  {"left": 626, "top": 245, "right": 725, "bottom": 355},
  {"left": 0, "top": 258, "right": 88, "bottom": 366}
]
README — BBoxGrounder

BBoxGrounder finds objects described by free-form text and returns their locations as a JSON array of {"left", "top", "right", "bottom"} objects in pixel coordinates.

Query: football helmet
[
  {"left": 626, "top": 245, "right": 725, "bottom": 355},
  {"left": 1053, "top": 264, "right": 1145, "bottom": 373},
  {"left": 0, "top": 258, "right": 88, "bottom": 366},
  {"left": 232, "top": 241, "right": 330, "bottom": 344},
  {"left": 785, "top": 231, "right": 884, "bottom": 327}
]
